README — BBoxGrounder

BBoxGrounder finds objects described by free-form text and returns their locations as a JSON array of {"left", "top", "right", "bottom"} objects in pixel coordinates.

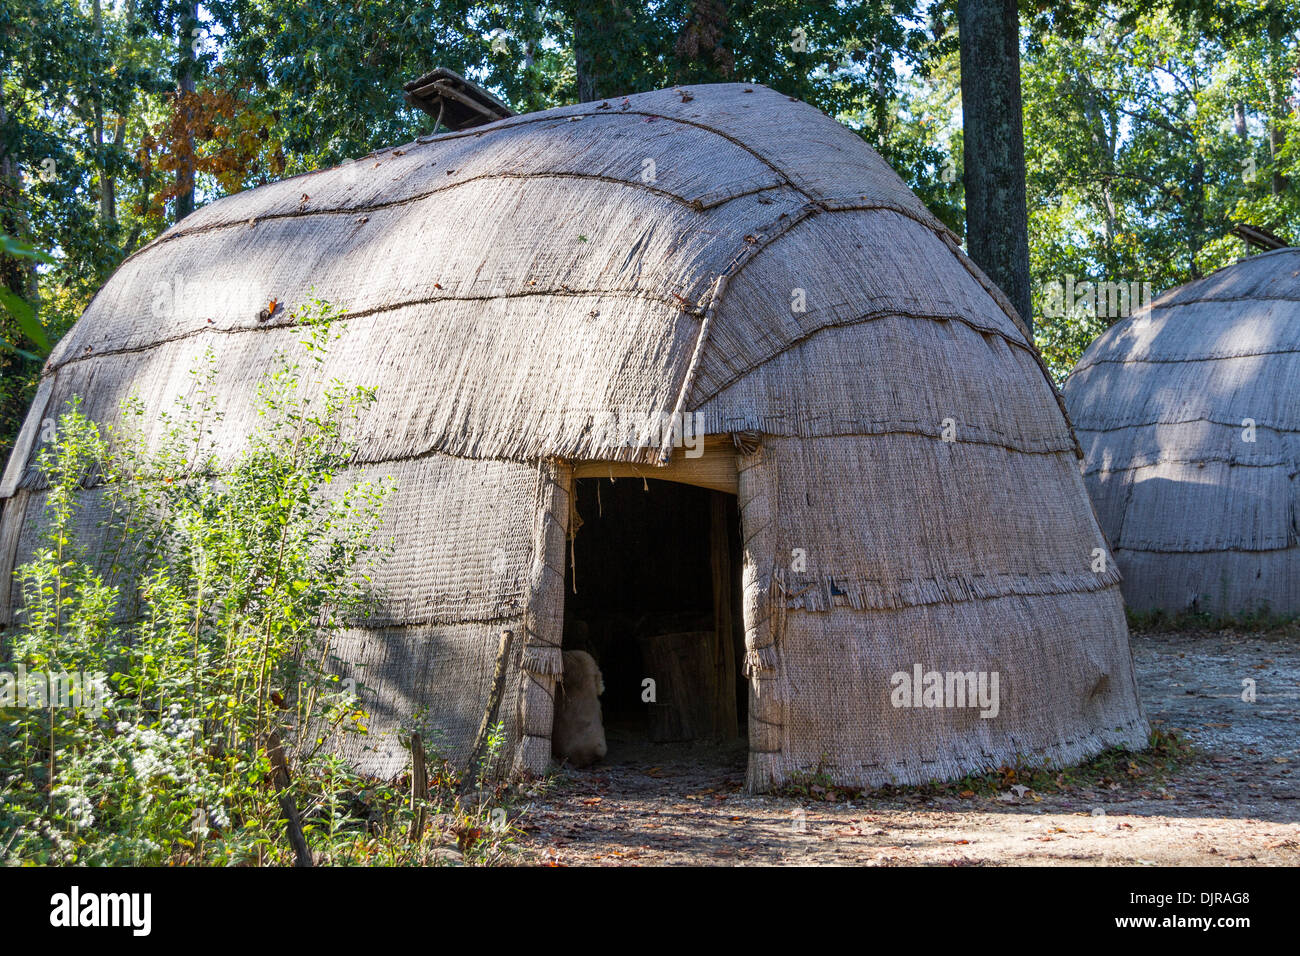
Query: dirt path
[{"left": 514, "top": 629, "right": 1300, "bottom": 865}]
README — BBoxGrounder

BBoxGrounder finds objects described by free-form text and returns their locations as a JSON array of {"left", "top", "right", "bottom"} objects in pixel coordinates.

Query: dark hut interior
[{"left": 562, "top": 477, "right": 746, "bottom": 754}]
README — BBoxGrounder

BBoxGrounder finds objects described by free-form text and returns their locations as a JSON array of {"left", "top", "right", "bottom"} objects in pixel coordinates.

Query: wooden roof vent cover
[
  {"left": 1231, "top": 222, "right": 1291, "bottom": 251},
  {"left": 404, "top": 68, "right": 515, "bottom": 131}
]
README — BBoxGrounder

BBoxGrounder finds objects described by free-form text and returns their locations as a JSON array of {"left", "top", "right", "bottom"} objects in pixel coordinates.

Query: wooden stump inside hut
[{"left": 637, "top": 630, "right": 733, "bottom": 742}]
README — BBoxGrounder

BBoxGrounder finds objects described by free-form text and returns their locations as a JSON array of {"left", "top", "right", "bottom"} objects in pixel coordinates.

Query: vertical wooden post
[
  {"left": 461, "top": 629, "right": 514, "bottom": 794},
  {"left": 408, "top": 731, "right": 428, "bottom": 842},
  {"left": 265, "top": 730, "right": 313, "bottom": 867},
  {"left": 710, "top": 491, "right": 739, "bottom": 738},
  {"left": 514, "top": 462, "right": 571, "bottom": 777}
]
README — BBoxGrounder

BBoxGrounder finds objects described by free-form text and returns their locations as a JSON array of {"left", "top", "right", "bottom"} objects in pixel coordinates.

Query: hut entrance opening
[{"left": 562, "top": 477, "right": 745, "bottom": 759}]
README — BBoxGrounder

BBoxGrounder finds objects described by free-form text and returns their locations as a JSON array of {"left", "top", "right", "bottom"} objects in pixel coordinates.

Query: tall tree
[
  {"left": 1265, "top": 7, "right": 1290, "bottom": 198},
  {"left": 174, "top": 1, "right": 199, "bottom": 222},
  {"left": 958, "top": 0, "right": 1033, "bottom": 337}
]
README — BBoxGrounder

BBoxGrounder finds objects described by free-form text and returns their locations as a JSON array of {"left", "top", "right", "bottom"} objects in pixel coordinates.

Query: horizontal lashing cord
[
  {"left": 691, "top": 305, "right": 1061, "bottom": 407},
  {"left": 124, "top": 169, "right": 790, "bottom": 261},
  {"left": 1075, "top": 416, "right": 1299, "bottom": 436},
  {"left": 758, "top": 570, "right": 1124, "bottom": 613},
  {"left": 1083, "top": 456, "right": 1297, "bottom": 477},
  {"left": 700, "top": 423, "right": 1077, "bottom": 457},
  {"left": 43, "top": 285, "right": 707, "bottom": 377},
  {"left": 346, "top": 610, "right": 527, "bottom": 629},
  {"left": 1073, "top": 343, "right": 1300, "bottom": 372},
  {"left": 405, "top": 104, "right": 817, "bottom": 199},
  {"left": 1153, "top": 292, "right": 1300, "bottom": 309},
  {"left": 1115, "top": 543, "right": 1299, "bottom": 555}
]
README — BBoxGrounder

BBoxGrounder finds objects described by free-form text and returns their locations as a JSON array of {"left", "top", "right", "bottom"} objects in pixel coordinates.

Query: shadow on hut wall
[
  {"left": 1101, "top": 471, "right": 1295, "bottom": 615},
  {"left": 562, "top": 477, "right": 746, "bottom": 760}
]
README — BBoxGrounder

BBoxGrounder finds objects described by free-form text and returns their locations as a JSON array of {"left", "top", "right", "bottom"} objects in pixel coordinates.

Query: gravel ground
[{"left": 514, "top": 628, "right": 1300, "bottom": 866}]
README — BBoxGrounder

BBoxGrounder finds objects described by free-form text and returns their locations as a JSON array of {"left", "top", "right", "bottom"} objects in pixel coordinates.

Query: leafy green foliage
[
  {"left": 0, "top": 300, "right": 519, "bottom": 865},
  {"left": 1022, "top": 2, "right": 1300, "bottom": 378},
  {"left": 0, "top": 235, "right": 55, "bottom": 359}
]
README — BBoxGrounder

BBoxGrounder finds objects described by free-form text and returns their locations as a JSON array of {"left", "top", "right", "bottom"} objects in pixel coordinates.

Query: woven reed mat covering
[
  {"left": 736, "top": 436, "right": 1147, "bottom": 790},
  {"left": 1064, "top": 247, "right": 1300, "bottom": 616},
  {"left": 1, "top": 84, "right": 1147, "bottom": 787},
  {"left": 325, "top": 455, "right": 563, "bottom": 778}
]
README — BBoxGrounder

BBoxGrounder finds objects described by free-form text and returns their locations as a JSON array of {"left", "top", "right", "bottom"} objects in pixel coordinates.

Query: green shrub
[{"left": 0, "top": 299, "right": 517, "bottom": 865}]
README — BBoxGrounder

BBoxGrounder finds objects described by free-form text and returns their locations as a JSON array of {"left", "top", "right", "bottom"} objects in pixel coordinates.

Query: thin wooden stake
[
  {"left": 460, "top": 629, "right": 514, "bottom": 795},
  {"left": 265, "top": 730, "right": 313, "bottom": 867},
  {"left": 408, "top": 731, "right": 429, "bottom": 842}
]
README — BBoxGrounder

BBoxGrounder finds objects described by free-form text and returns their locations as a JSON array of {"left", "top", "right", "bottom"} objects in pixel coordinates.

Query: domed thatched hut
[
  {"left": 1064, "top": 249, "right": 1300, "bottom": 618},
  {"left": 0, "top": 84, "right": 1147, "bottom": 790}
]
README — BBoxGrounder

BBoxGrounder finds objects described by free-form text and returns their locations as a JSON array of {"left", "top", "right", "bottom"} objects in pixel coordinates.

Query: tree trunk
[
  {"left": 103, "top": 112, "right": 126, "bottom": 225},
  {"left": 92, "top": 0, "right": 128, "bottom": 226},
  {"left": 92, "top": 0, "right": 114, "bottom": 226},
  {"left": 174, "top": 2, "right": 198, "bottom": 223},
  {"left": 958, "top": 0, "right": 1033, "bottom": 339},
  {"left": 573, "top": 1, "right": 627, "bottom": 102},
  {"left": 0, "top": 89, "right": 21, "bottom": 294},
  {"left": 1267, "top": 12, "right": 1288, "bottom": 198},
  {"left": 0, "top": 88, "right": 38, "bottom": 307},
  {"left": 124, "top": 138, "right": 153, "bottom": 257},
  {"left": 0, "top": 82, "right": 35, "bottom": 431},
  {"left": 1187, "top": 157, "right": 1205, "bottom": 279}
]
